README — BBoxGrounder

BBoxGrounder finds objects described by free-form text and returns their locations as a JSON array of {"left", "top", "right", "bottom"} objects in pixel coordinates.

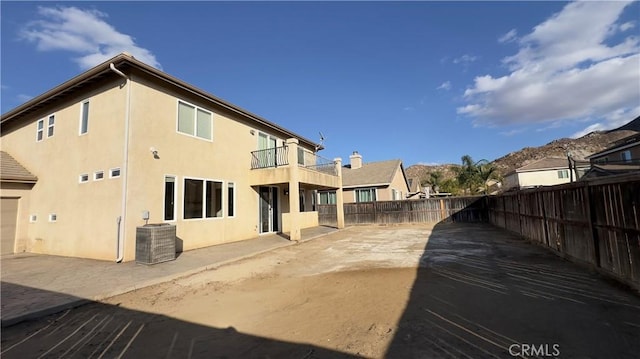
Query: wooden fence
[
  {"left": 487, "top": 174, "right": 640, "bottom": 291},
  {"left": 317, "top": 196, "right": 487, "bottom": 227}
]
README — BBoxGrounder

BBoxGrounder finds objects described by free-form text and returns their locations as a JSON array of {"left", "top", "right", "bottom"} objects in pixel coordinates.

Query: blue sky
[{"left": 2, "top": 1, "right": 639, "bottom": 166}]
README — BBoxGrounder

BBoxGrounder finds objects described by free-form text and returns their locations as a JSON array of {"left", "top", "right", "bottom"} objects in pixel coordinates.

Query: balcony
[{"left": 249, "top": 144, "right": 341, "bottom": 188}]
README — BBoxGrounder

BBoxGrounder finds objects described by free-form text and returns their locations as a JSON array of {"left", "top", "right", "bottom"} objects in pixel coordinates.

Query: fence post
[{"left": 585, "top": 182, "right": 601, "bottom": 267}]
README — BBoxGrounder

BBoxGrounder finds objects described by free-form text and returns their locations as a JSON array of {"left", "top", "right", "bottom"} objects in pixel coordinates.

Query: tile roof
[
  {"left": 1, "top": 151, "right": 37, "bottom": 183},
  {"left": 342, "top": 159, "right": 401, "bottom": 188},
  {"left": 515, "top": 157, "right": 571, "bottom": 172}
]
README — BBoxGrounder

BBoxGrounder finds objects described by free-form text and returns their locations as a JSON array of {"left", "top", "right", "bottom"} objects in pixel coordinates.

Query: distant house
[
  {"left": 503, "top": 157, "right": 590, "bottom": 190},
  {"left": 318, "top": 152, "right": 410, "bottom": 204},
  {"left": 582, "top": 133, "right": 640, "bottom": 178}
]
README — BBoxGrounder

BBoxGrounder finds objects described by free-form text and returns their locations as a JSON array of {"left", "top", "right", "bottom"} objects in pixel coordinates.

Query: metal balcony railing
[
  {"left": 303, "top": 154, "right": 338, "bottom": 176},
  {"left": 251, "top": 146, "right": 289, "bottom": 169}
]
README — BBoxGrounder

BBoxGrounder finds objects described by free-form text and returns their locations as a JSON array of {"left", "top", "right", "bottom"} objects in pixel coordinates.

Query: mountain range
[{"left": 406, "top": 116, "right": 640, "bottom": 184}]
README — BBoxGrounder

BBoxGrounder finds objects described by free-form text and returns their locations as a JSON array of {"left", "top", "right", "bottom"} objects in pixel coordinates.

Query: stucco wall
[
  {"left": 517, "top": 169, "right": 571, "bottom": 188},
  {"left": 1, "top": 79, "right": 126, "bottom": 260}
]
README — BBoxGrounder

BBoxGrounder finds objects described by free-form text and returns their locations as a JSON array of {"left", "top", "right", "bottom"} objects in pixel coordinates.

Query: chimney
[{"left": 350, "top": 151, "right": 363, "bottom": 169}]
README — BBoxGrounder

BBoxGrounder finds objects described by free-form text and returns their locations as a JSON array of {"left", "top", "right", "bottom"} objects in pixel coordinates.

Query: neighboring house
[
  {"left": 503, "top": 157, "right": 590, "bottom": 190},
  {"left": 318, "top": 152, "right": 410, "bottom": 204},
  {"left": 406, "top": 177, "right": 426, "bottom": 199},
  {"left": 0, "top": 53, "right": 344, "bottom": 261},
  {"left": 0, "top": 152, "right": 37, "bottom": 255},
  {"left": 582, "top": 133, "right": 640, "bottom": 178}
]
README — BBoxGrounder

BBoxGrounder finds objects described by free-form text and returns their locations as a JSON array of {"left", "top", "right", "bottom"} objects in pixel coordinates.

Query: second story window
[
  {"left": 621, "top": 150, "right": 632, "bottom": 163},
  {"left": 177, "top": 101, "right": 212, "bottom": 141},
  {"left": 80, "top": 100, "right": 90, "bottom": 135},
  {"left": 47, "top": 115, "right": 55, "bottom": 138},
  {"left": 36, "top": 119, "right": 44, "bottom": 141}
]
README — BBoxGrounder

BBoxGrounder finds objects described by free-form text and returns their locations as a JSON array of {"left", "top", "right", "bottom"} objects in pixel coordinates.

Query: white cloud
[
  {"left": 571, "top": 106, "right": 640, "bottom": 138},
  {"left": 458, "top": 1, "right": 639, "bottom": 129},
  {"left": 453, "top": 54, "right": 477, "bottom": 64},
  {"left": 437, "top": 81, "right": 452, "bottom": 91},
  {"left": 498, "top": 29, "right": 518, "bottom": 43},
  {"left": 20, "top": 6, "right": 160, "bottom": 70},
  {"left": 17, "top": 94, "right": 33, "bottom": 102},
  {"left": 620, "top": 21, "right": 635, "bottom": 32}
]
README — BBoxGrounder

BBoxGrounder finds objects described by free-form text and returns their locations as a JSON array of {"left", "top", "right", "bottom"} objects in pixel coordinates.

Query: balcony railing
[
  {"left": 303, "top": 154, "right": 338, "bottom": 176},
  {"left": 251, "top": 146, "right": 338, "bottom": 177},
  {"left": 251, "top": 146, "right": 289, "bottom": 169}
]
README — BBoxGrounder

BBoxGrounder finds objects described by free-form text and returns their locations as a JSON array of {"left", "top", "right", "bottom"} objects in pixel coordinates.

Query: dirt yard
[{"left": 2, "top": 223, "right": 640, "bottom": 358}]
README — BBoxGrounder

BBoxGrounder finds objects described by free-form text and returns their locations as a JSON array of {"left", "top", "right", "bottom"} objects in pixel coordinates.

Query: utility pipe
[{"left": 110, "top": 63, "right": 130, "bottom": 263}]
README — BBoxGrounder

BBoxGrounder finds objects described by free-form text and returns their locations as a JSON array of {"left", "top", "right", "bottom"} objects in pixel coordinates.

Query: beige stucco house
[
  {"left": 503, "top": 157, "right": 589, "bottom": 190},
  {"left": 318, "top": 152, "right": 410, "bottom": 204},
  {"left": 0, "top": 53, "right": 344, "bottom": 261}
]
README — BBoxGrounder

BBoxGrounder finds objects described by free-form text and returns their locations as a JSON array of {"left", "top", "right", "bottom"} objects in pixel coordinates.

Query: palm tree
[{"left": 455, "top": 155, "right": 496, "bottom": 194}]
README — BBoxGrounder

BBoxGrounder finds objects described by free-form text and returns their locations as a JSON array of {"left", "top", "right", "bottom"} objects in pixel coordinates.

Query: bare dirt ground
[{"left": 2, "top": 223, "right": 640, "bottom": 358}]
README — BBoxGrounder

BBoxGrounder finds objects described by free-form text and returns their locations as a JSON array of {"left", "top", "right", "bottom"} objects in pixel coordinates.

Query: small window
[
  {"left": 164, "top": 176, "right": 176, "bottom": 221},
  {"left": 30, "top": 215, "right": 37, "bottom": 223},
  {"left": 557, "top": 170, "right": 569, "bottom": 179},
  {"left": 228, "top": 182, "right": 235, "bottom": 217},
  {"left": 49, "top": 214, "right": 57, "bottom": 222},
  {"left": 110, "top": 168, "right": 121, "bottom": 178},
  {"left": 621, "top": 150, "right": 632, "bottom": 163},
  {"left": 47, "top": 115, "right": 55, "bottom": 137},
  {"left": 80, "top": 100, "right": 90, "bottom": 135},
  {"left": 79, "top": 174, "right": 89, "bottom": 183},
  {"left": 36, "top": 119, "right": 44, "bottom": 142},
  {"left": 94, "top": 171, "right": 104, "bottom": 181}
]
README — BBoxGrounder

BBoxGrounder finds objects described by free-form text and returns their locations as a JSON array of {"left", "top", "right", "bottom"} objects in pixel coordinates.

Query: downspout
[{"left": 110, "top": 63, "right": 130, "bottom": 263}]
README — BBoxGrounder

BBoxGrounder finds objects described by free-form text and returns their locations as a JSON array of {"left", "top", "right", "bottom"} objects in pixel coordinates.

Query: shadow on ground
[
  {"left": 385, "top": 221, "right": 640, "bottom": 358},
  {"left": 3, "top": 222, "right": 640, "bottom": 358},
  {"left": 0, "top": 282, "right": 355, "bottom": 358}
]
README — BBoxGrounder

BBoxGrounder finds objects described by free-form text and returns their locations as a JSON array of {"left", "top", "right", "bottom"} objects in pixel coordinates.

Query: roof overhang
[{"left": 1, "top": 53, "right": 321, "bottom": 150}]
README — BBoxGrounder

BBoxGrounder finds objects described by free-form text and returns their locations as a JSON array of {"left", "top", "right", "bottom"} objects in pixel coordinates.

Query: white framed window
[
  {"left": 183, "top": 178, "right": 223, "bottom": 219},
  {"left": 109, "top": 168, "right": 121, "bottom": 178},
  {"left": 227, "top": 182, "right": 235, "bottom": 217},
  {"left": 36, "top": 119, "right": 44, "bottom": 142},
  {"left": 94, "top": 171, "right": 105, "bottom": 181},
  {"left": 557, "top": 170, "right": 569, "bottom": 179},
  {"left": 47, "top": 115, "right": 55, "bottom": 138},
  {"left": 164, "top": 176, "right": 177, "bottom": 221},
  {"left": 355, "top": 188, "right": 377, "bottom": 203},
  {"left": 318, "top": 191, "right": 336, "bottom": 205},
  {"left": 621, "top": 150, "right": 632, "bottom": 162},
  {"left": 79, "top": 174, "right": 89, "bottom": 183},
  {"left": 49, "top": 213, "right": 57, "bottom": 222},
  {"left": 79, "top": 100, "right": 90, "bottom": 135},
  {"left": 30, "top": 215, "right": 37, "bottom": 223},
  {"left": 177, "top": 101, "right": 212, "bottom": 141}
]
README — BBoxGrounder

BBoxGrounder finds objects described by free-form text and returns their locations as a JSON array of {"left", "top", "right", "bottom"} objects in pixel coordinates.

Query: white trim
[
  {"left": 79, "top": 99, "right": 90, "bottom": 135},
  {"left": 182, "top": 176, "right": 225, "bottom": 221},
  {"left": 79, "top": 173, "right": 89, "bottom": 183},
  {"left": 46, "top": 114, "right": 55, "bottom": 138},
  {"left": 36, "top": 119, "right": 44, "bottom": 142},
  {"left": 227, "top": 181, "right": 236, "bottom": 218},
  {"left": 354, "top": 187, "right": 377, "bottom": 203},
  {"left": 48, "top": 213, "right": 57, "bottom": 222},
  {"left": 176, "top": 99, "right": 214, "bottom": 142},
  {"left": 94, "top": 170, "right": 105, "bottom": 181},
  {"left": 343, "top": 182, "right": 389, "bottom": 189},
  {"left": 164, "top": 175, "right": 178, "bottom": 222},
  {"left": 109, "top": 168, "right": 121, "bottom": 178},
  {"left": 29, "top": 214, "right": 37, "bottom": 223}
]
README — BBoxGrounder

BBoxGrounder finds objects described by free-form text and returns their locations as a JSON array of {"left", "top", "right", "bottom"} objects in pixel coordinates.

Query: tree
[{"left": 454, "top": 155, "right": 497, "bottom": 194}]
